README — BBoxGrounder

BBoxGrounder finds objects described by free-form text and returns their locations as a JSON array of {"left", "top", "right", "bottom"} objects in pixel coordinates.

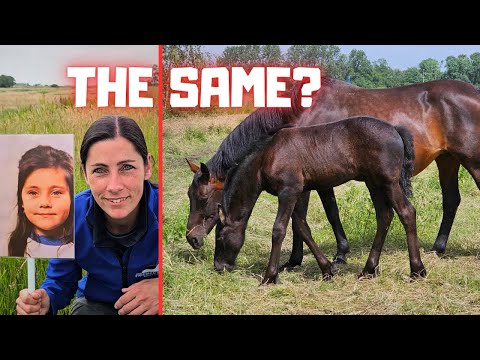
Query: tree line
[
  {"left": 162, "top": 45, "right": 480, "bottom": 109},
  {"left": 0, "top": 75, "right": 15, "bottom": 88}
]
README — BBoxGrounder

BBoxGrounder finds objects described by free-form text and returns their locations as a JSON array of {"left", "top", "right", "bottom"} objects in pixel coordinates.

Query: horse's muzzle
[{"left": 186, "top": 234, "right": 204, "bottom": 249}]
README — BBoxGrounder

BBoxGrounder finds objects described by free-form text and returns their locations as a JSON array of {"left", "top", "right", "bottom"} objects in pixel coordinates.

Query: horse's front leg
[
  {"left": 280, "top": 191, "right": 311, "bottom": 270},
  {"left": 263, "top": 189, "right": 300, "bottom": 284}
]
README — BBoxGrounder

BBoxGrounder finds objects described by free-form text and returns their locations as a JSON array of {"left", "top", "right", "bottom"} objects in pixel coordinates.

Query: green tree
[
  {"left": 260, "top": 45, "right": 283, "bottom": 65},
  {"left": 0, "top": 75, "right": 15, "bottom": 88},
  {"left": 346, "top": 49, "right": 374, "bottom": 87},
  {"left": 371, "top": 58, "right": 401, "bottom": 88},
  {"left": 443, "top": 55, "right": 472, "bottom": 82},
  {"left": 419, "top": 58, "right": 442, "bottom": 82},
  {"left": 469, "top": 52, "right": 480, "bottom": 87},
  {"left": 401, "top": 67, "right": 422, "bottom": 85},
  {"left": 217, "top": 45, "right": 262, "bottom": 67}
]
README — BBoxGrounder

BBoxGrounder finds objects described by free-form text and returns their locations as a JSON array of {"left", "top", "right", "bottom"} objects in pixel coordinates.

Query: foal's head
[
  {"left": 186, "top": 159, "right": 223, "bottom": 249},
  {"left": 213, "top": 205, "right": 245, "bottom": 272}
]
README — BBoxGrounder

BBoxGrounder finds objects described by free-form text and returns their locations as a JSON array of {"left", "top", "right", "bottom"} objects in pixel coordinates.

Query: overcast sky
[
  {"left": 0, "top": 45, "right": 158, "bottom": 86},
  {"left": 2, "top": 45, "right": 480, "bottom": 85}
]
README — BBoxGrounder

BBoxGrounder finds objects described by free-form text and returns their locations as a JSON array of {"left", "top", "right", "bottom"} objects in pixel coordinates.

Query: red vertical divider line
[{"left": 158, "top": 44, "right": 163, "bottom": 315}]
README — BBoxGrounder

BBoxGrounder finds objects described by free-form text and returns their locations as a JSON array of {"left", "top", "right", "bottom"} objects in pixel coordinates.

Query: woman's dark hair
[
  {"left": 8, "top": 145, "right": 74, "bottom": 257},
  {"left": 80, "top": 115, "right": 153, "bottom": 167}
]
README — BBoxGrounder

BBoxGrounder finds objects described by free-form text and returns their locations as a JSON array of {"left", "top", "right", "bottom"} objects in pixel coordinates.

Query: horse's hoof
[
  {"left": 410, "top": 268, "right": 427, "bottom": 280},
  {"left": 261, "top": 274, "right": 279, "bottom": 284},
  {"left": 322, "top": 272, "right": 334, "bottom": 281},
  {"left": 279, "top": 261, "right": 301, "bottom": 271},
  {"left": 430, "top": 246, "right": 445, "bottom": 255},
  {"left": 358, "top": 266, "right": 380, "bottom": 280},
  {"left": 333, "top": 256, "right": 347, "bottom": 265}
]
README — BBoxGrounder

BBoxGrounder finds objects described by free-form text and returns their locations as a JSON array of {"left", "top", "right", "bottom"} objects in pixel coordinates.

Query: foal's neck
[{"left": 225, "top": 156, "right": 263, "bottom": 222}]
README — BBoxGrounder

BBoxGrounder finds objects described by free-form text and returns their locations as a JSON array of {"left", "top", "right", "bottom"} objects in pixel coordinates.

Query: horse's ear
[
  {"left": 186, "top": 158, "right": 200, "bottom": 173},
  {"left": 218, "top": 204, "right": 226, "bottom": 225},
  {"left": 200, "top": 163, "right": 210, "bottom": 182}
]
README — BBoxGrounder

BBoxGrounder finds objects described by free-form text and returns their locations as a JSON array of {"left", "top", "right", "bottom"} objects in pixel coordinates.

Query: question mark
[{"left": 292, "top": 67, "right": 321, "bottom": 107}]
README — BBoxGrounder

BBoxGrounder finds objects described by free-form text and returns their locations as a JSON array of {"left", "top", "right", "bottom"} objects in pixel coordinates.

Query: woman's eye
[
  {"left": 121, "top": 164, "right": 135, "bottom": 171},
  {"left": 52, "top": 190, "right": 63, "bottom": 196},
  {"left": 27, "top": 191, "right": 38, "bottom": 196},
  {"left": 93, "top": 168, "right": 107, "bottom": 174}
]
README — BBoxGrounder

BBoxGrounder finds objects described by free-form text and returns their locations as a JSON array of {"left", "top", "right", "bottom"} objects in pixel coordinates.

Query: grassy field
[
  {"left": 0, "top": 86, "right": 158, "bottom": 315},
  {"left": 163, "top": 112, "right": 480, "bottom": 315}
]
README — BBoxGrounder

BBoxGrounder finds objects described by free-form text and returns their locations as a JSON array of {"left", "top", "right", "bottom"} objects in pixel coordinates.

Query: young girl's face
[{"left": 21, "top": 167, "right": 71, "bottom": 238}]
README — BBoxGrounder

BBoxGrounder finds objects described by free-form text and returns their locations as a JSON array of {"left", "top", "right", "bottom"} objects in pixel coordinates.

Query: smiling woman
[{"left": 15, "top": 115, "right": 159, "bottom": 316}]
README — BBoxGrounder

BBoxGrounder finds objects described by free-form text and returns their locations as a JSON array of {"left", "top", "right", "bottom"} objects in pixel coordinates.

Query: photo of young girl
[{"left": 0, "top": 135, "right": 74, "bottom": 259}]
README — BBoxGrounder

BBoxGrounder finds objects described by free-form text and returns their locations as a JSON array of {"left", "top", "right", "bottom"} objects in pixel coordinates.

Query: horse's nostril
[{"left": 191, "top": 237, "right": 202, "bottom": 249}]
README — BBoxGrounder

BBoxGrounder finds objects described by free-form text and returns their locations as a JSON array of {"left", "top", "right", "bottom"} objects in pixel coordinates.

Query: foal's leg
[
  {"left": 431, "top": 154, "right": 461, "bottom": 254},
  {"left": 385, "top": 183, "right": 426, "bottom": 278},
  {"left": 318, "top": 189, "right": 349, "bottom": 264},
  {"left": 359, "top": 185, "right": 394, "bottom": 278},
  {"left": 281, "top": 191, "right": 310, "bottom": 270},
  {"left": 291, "top": 199, "right": 334, "bottom": 279},
  {"left": 282, "top": 188, "right": 350, "bottom": 270},
  {"left": 263, "top": 189, "right": 301, "bottom": 284}
]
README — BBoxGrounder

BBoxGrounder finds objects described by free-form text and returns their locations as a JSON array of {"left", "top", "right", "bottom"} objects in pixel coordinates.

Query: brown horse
[
  {"left": 187, "top": 77, "right": 480, "bottom": 266},
  {"left": 214, "top": 116, "right": 424, "bottom": 283}
]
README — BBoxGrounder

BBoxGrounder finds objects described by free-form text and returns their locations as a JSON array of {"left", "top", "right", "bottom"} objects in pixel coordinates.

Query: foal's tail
[{"left": 395, "top": 126, "right": 415, "bottom": 198}]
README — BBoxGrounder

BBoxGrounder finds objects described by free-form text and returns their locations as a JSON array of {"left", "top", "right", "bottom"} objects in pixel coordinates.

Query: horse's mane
[
  {"left": 223, "top": 128, "right": 286, "bottom": 211},
  {"left": 206, "top": 81, "right": 304, "bottom": 180}
]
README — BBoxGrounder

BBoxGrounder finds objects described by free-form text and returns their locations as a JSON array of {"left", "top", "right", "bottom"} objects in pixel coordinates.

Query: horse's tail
[{"left": 394, "top": 126, "right": 415, "bottom": 198}]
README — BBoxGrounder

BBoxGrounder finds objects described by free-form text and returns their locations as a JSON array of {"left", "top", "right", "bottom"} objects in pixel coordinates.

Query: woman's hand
[
  {"left": 114, "top": 278, "right": 158, "bottom": 315},
  {"left": 16, "top": 288, "right": 50, "bottom": 315}
]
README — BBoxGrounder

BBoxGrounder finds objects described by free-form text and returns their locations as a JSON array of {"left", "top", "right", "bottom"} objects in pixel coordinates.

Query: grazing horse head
[
  {"left": 186, "top": 159, "right": 223, "bottom": 249},
  {"left": 213, "top": 205, "right": 244, "bottom": 272},
  {"left": 185, "top": 83, "right": 305, "bottom": 250}
]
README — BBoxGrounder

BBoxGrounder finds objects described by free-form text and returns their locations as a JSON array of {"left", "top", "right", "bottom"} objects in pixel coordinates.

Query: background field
[
  {"left": 163, "top": 112, "right": 480, "bottom": 315},
  {"left": 0, "top": 86, "right": 158, "bottom": 315}
]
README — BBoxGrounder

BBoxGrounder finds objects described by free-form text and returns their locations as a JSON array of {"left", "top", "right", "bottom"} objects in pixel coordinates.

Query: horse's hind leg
[
  {"left": 359, "top": 185, "right": 394, "bottom": 278},
  {"left": 318, "top": 188, "right": 349, "bottom": 264},
  {"left": 432, "top": 154, "right": 461, "bottom": 254},
  {"left": 461, "top": 158, "right": 480, "bottom": 190},
  {"left": 385, "top": 183, "right": 426, "bottom": 279},
  {"left": 291, "top": 199, "right": 334, "bottom": 279},
  {"left": 280, "top": 191, "right": 311, "bottom": 270}
]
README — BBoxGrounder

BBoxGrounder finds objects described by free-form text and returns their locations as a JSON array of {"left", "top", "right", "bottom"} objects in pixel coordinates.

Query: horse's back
[{"left": 299, "top": 78, "right": 480, "bottom": 127}]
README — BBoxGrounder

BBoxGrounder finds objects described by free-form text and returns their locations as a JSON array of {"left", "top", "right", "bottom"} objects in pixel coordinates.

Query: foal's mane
[
  {"left": 206, "top": 81, "right": 304, "bottom": 180},
  {"left": 223, "top": 127, "right": 287, "bottom": 211}
]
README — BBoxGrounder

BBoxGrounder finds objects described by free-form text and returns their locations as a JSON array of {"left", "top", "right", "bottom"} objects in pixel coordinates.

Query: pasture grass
[
  {"left": 163, "top": 113, "right": 480, "bottom": 315},
  {"left": 0, "top": 86, "right": 158, "bottom": 315}
]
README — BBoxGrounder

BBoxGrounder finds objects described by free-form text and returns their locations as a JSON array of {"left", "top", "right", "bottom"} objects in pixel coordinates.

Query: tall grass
[
  {"left": 163, "top": 113, "right": 480, "bottom": 315},
  {"left": 0, "top": 86, "right": 158, "bottom": 315}
]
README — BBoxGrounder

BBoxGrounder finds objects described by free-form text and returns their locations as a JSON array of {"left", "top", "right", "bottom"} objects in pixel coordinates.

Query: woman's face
[
  {"left": 21, "top": 167, "right": 71, "bottom": 237},
  {"left": 83, "top": 136, "right": 152, "bottom": 231}
]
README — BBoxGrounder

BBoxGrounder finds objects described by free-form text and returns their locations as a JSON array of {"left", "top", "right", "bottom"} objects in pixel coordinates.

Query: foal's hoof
[
  {"left": 279, "top": 260, "right": 301, "bottom": 272},
  {"left": 322, "top": 272, "right": 334, "bottom": 281},
  {"left": 410, "top": 268, "right": 427, "bottom": 280},
  {"left": 332, "top": 256, "right": 347, "bottom": 265},
  {"left": 429, "top": 246, "right": 445, "bottom": 255},
  {"left": 357, "top": 266, "right": 380, "bottom": 280},
  {"left": 261, "top": 274, "right": 279, "bottom": 285}
]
